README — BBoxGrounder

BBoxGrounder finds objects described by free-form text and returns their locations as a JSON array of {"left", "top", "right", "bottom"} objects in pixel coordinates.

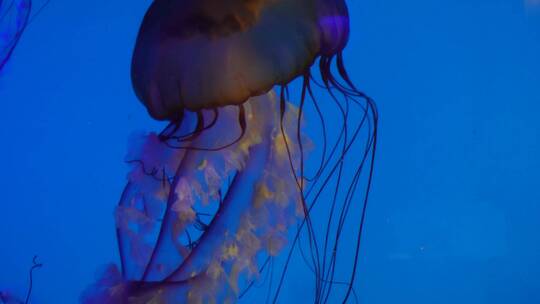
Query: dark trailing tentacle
[
  {"left": 166, "top": 109, "right": 218, "bottom": 142},
  {"left": 298, "top": 77, "right": 326, "bottom": 301},
  {"left": 158, "top": 111, "right": 185, "bottom": 139},
  {"left": 304, "top": 78, "right": 328, "bottom": 182},
  {"left": 336, "top": 52, "right": 378, "bottom": 304},
  {"left": 25, "top": 256, "right": 43, "bottom": 304},
  {"left": 308, "top": 73, "right": 352, "bottom": 303},
  {"left": 321, "top": 52, "right": 378, "bottom": 304},
  {"left": 270, "top": 52, "right": 375, "bottom": 304},
  {"left": 274, "top": 83, "right": 330, "bottom": 303},
  {"left": 170, "top": 110, "right": 204, "bottom": 142},
  {"left": 318, "top": 58, "right": 361, "bottom": 303},
  {"left": 320, "top": 91, "right": 350, "bottom": 303},
  {"left": 162, "top": 106, "right": 247, "bottom": 151}
]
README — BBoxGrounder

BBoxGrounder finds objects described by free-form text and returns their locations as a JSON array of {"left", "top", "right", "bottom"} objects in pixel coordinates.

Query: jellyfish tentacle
[
  {"left": 311, "top": 53, "right": 379, "bottom": 304},
  {"left": 320, "top": 54, "right": 378, "bottom": 303},
  {"left": 315, "top": 60, "right": 351, "bottom": 301},
  {"left": 279, "top": 80, "right": 328, "bottom": 300},
  {"left": 320, "top": 92, "right": 351, "bottom": 303},
  {"left": 161, "top": 105, "right": 247, "bottom": 151},
  {"left": 268, "top": 54, "right": 377, "bottom": 304},
  {"left": 167, "top": 109, "right": 220, "bottom": 143},
  {"left": 24, "top": 256, "right": 42, "bottom": 304}
]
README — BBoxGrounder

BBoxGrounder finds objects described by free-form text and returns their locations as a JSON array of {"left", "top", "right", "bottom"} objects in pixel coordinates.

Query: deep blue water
[{"left": 1, "top": 0, "right": 539, "bottom": 303}]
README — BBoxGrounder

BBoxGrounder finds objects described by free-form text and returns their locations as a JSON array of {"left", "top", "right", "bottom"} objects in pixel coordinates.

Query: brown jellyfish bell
[{"left": 131, "top": 0, "right": 352, "bottom": 119}]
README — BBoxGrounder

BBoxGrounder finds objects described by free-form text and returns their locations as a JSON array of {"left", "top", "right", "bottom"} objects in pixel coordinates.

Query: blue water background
[{"left": 0, "top": 0, "right": 539, "bottom": 303}]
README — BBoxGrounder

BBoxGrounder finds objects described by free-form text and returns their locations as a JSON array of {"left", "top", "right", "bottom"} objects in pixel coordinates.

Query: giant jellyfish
[
  {"left": 84, "top": 0, "right": 377, "bottom": 303},
  {"left": 0, "top": 0, "right": 31, "bottom": 71}
]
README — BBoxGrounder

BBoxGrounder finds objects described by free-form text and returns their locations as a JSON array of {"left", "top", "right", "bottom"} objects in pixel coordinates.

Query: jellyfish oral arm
[
  {"left": 167, "top": 126, "right": 272, "bottom": 282},
  {"left": 137, "top": 107, "right": 250, "bottom": 282}
]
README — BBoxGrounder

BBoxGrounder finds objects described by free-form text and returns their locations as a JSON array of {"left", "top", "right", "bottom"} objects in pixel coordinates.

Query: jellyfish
[
  {"left": 83, "top": 0, "right": 377, "bottom": 303},
  {"left": 0, "top": 0, "right": 31, "bottom": 71}
]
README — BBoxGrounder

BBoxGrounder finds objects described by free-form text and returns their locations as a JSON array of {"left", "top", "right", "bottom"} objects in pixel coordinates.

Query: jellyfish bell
[{"left": 131, "top": 0, "right": 351, "bottom": 120}]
